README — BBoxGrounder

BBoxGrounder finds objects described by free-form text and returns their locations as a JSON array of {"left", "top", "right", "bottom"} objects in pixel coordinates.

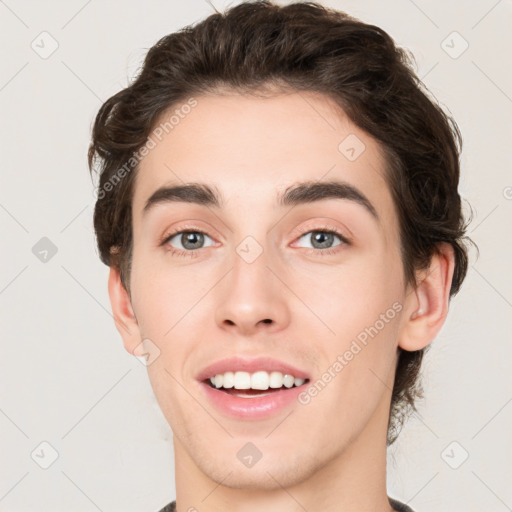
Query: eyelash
[{"left": 159, "top": 224, "right": 351, "bottom": 259}]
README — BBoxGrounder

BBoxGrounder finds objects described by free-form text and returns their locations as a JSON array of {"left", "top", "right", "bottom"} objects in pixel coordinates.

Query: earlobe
[
  {"left": 107, "top": 266, "right": 141, "bottom": 354},
  {"left": 398, "top": 243, "right": 455, "bottom": 352}
]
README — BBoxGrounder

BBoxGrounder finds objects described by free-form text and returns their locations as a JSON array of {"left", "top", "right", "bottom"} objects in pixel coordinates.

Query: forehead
[{"left": 132, "top": 91, "right": 396, "bottom": 229}]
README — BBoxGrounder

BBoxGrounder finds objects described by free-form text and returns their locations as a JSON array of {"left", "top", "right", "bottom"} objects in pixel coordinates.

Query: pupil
[
  {"left": 183, "top": 232, "right": 203, "bottom": 249},
  {"left": 313, "top": 231, "right": 332, "bottom": 249}
]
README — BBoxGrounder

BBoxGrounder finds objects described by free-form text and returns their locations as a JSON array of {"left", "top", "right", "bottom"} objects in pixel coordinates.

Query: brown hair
[{"left": 88, "top": 0, "right": 473, "bottom": 445}]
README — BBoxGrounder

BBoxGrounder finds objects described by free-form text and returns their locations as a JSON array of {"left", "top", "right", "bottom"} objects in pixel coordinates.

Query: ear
[
  {"left": 398, "top": 243, "right": 456, "bottom": 351},
  {"left": 107, "top": 266, "right": 141, "bottom": 354}
]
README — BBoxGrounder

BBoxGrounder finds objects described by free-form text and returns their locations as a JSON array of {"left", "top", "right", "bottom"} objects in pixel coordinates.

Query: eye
[
  {"left": 294, "top": 227, "right": 349, "bottom": 256},
  {"left": 160, "top": 225, "right": 350, "bottom": 258},
  {"left": 161, "top": 228, "right": 216, "bottom": 257}
]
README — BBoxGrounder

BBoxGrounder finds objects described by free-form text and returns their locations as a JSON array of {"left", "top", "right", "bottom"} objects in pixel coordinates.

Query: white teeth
[
  {"left": 251, "top": 371, "right": 269, "bottom": 390},
  {"left": 269, "top": 371, "right": 283, "bottom": 388},
  {"left": 222, "top": 371, "right": 234, "bottom": 388},
  {"left": 208, "top": 370, "right": 307, "bottom": 390},
  {"left": 234, "top": 371, "right": 251, "bottom": 389},
  {"left": 283, "top": 374, "right": 294, "bottom": 388}
]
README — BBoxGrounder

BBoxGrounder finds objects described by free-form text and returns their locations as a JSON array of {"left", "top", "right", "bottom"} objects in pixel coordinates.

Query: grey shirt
[{"left": 157, "top": 497, "right": 415, "bottom": 511}]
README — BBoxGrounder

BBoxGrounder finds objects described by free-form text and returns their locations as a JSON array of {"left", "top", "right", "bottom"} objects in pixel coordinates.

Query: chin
[{"left": 196, "top": 448, "right": 322, "bottom": 491}]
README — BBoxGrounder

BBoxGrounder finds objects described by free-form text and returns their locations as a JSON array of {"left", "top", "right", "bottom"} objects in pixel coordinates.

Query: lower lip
[{"left": 198, "top": 381, "right": 306, "bottom": 420}]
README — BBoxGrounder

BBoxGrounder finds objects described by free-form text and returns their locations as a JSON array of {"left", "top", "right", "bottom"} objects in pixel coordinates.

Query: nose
[{"left": 214, "top": 246, "right": 290, "bottom": 336}]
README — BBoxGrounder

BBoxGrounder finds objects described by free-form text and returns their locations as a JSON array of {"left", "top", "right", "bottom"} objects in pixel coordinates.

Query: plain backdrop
[{"left": 0, "top": 1, "right": 511, "bottom": 511}]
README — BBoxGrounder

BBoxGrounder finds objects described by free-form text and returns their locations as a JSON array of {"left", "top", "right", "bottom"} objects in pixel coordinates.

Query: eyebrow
[{"left": 142, "top": 180, "right": 379, "bottom": 222}]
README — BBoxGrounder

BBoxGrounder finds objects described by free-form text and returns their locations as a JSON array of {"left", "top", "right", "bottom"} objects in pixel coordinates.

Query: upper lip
[{"left": 196, "top": 356, "right": 310, "bottom": 382}]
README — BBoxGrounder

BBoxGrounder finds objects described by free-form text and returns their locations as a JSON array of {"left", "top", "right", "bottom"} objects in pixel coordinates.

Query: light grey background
[{"left": 0, "top": 1, "right": 511, "bottom": 511}]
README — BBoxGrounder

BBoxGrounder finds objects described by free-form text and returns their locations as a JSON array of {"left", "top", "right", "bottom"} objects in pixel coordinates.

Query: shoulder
[
  {"left": 389, "top": 496, "right": 416, "bottom": 512},
  {"left": 155, "top": 500, "right": 176, "bottom": 512}
]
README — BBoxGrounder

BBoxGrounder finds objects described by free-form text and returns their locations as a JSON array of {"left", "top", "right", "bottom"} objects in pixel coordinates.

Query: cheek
[
  {"left": 309, "top": 263, "right": 402, "bottom": 417},
  {"left": 297, "top": 252, "right": 402, "bottom": 332},
  {"left": 296, "top": 256, "right": 404, "bottom": 404},
  {"left": 129, "top": 247, "right": 193, "bottom": 332}
]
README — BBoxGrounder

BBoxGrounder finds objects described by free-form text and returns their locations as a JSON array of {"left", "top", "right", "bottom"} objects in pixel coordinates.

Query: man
[{"left": 88, "top": 2, "right": 471, "bottom": 510}]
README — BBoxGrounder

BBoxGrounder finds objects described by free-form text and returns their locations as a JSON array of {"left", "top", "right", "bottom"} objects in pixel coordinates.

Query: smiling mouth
[
  {"left": 203, "top": 378, "right": 310, "bottom": 397},
  {"left": 199, "top": 368, "right": 311, "bottom": 418}
]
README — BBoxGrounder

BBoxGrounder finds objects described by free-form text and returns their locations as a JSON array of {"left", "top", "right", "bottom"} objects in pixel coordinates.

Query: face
[{"left": 126, "top": 90, "right": 413, "bottom": 489}]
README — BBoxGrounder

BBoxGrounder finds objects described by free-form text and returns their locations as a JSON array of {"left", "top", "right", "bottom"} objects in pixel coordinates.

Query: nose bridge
[
  {"left": 230, "top": 232, "right": 275, "bottom": 301},
  {"left": 214, "top": 229, "right": 289, "bottom": 331},
  {"left": 228, "top": 202, "right": 275, "bottom": 282}
]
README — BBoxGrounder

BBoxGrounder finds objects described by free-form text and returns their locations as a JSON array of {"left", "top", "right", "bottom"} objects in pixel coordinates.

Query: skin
[{"left": 108, "top": 89, "right": 455, "bottom": 512}]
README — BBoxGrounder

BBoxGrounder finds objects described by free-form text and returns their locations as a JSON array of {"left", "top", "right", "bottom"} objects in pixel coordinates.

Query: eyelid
[
  {"left": 159, "top": 222, "right": 218, "bottom": 246},
  {"left": 161, "top": 220, "right": 350, "bottom": 244},
  {"left": 290, "top": 220, "right": 352, "bottom": 244}
]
